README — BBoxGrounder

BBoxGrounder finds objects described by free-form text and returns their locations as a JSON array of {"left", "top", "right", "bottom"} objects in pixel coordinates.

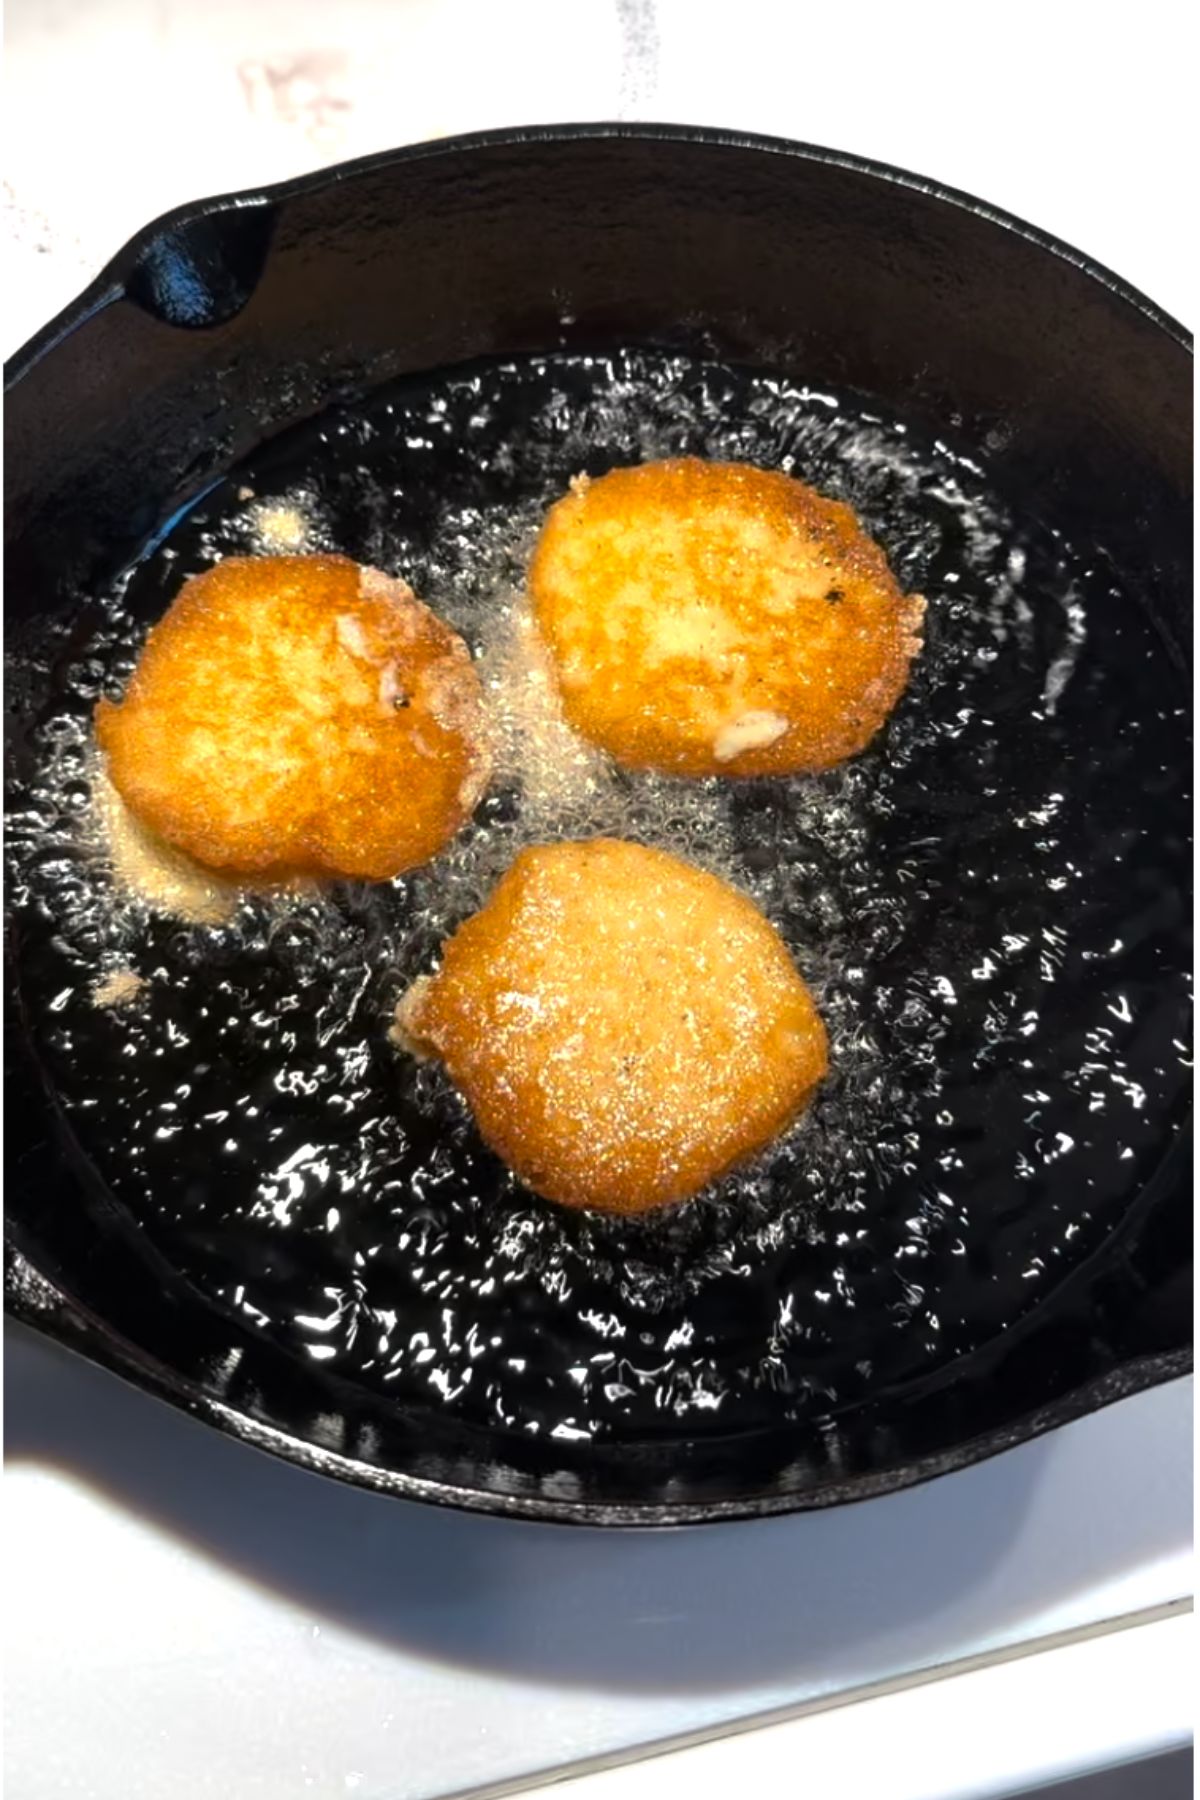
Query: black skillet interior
[{"left": 4, "top": 126, "right": 1192, "bottom": 1524}]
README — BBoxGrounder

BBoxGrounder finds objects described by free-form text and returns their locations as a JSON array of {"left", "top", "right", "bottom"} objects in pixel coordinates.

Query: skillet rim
[{"left": 4, "top": 119, "right": 1192, "bottom": 384}]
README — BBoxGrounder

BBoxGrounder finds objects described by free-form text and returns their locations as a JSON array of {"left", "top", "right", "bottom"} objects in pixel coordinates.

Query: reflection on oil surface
[{"left": 6, "top": 350, "right": 1190, "bottom": 1441}]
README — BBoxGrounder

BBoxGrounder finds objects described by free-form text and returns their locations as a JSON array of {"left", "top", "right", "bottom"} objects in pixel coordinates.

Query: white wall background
[{"left": 5, "top": 0, "right": 1195, "bottom": 347}]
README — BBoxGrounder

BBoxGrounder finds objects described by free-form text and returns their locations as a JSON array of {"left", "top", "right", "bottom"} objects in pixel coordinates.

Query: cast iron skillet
[{"left": 4, "top": 124, "right": 1192, "bottom": 1525}]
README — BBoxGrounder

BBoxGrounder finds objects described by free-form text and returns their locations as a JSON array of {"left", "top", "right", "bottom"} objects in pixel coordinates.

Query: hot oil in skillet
[{"left": 6, "top": 350, "right": 1191, "bottom": 1440}]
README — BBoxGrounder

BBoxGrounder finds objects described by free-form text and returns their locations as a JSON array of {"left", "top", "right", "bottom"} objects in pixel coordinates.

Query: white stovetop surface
[
  {"left": 3, "top": 5, "right": 1193, "bottom": 1799},
  {"left": 4, "top": 1325, "right": 1193, "bottom": 1800}
]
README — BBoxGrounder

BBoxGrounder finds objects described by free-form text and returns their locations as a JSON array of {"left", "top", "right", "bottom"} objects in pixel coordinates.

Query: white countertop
[
  {"left": 4, "top": 0, "right": 1194, "bottom": 343},
  {"left": 3, "top": 4, "right": 1193, "bottom": 1798}
]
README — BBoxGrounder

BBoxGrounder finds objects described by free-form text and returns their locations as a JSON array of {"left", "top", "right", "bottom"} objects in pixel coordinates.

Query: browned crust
[
  {"left": 96, "top": 554, "right": 490, "bottom": 882},
  {"left": 396, "top": 838, "right": 829, "bottom": 1214},
  {"left": 530, "top": 458, "right": 925, "bottom": 777}
]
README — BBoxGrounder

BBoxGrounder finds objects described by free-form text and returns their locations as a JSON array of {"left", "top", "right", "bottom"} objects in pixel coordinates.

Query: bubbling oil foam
[
  {"left": 5, "top": 349, "right": 1190, "bottom": 1439},
  {"left": 92, "top": 766, "right": 241, "bottom": 926}
]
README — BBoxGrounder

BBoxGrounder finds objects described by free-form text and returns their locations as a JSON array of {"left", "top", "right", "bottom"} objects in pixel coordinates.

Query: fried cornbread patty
[
  {"left": 530, "top": 458, "right": 925, "bottom": 777},
  {"left": 95, "top": 554, "right": 490, "bottom": 882},
  {"left": 395, "top": 838, "right": 828, "bottom": 1214}
]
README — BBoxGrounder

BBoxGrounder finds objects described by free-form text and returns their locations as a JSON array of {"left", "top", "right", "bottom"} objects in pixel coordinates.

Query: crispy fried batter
[
  {"left": 395, "top": 838, "right": 828, "bottom": 1214},
  {"left": 530, "top": 458, "right": 925, "bottom": 777},
  {"left": 95, "top": 555, "right": 490, "bottom": 882}
]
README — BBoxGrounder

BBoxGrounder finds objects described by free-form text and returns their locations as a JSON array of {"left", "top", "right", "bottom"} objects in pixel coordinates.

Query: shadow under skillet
[{"left": 7, "top": 1321, "right": 1190, "bottom": 1700}]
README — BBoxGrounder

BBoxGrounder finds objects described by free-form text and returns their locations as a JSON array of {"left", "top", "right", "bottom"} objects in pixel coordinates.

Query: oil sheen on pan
[{"left": 5, "top": 349, "right": 1191, "bottom": 1445}]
